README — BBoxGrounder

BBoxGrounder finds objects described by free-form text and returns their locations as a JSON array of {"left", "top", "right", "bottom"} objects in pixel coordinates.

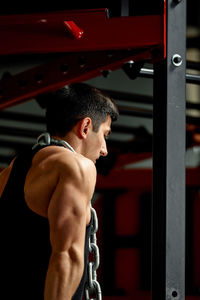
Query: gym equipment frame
[{"left": 0, "top": 1, "right": 187, "bottom": 300}]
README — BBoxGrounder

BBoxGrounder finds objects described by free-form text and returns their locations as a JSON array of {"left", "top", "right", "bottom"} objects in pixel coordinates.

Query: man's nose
[{"left": 100, "top": 142, "right": 108, "bottom": 157}]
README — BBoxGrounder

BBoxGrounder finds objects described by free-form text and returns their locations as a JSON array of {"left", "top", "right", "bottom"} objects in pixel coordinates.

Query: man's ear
[{"left": 78, "top": 117, "right": 92, "bottom": 139}]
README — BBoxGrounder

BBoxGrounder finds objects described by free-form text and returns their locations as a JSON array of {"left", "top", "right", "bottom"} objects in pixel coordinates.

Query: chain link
[{"left": 84, "top": 206, "right": 102, "bottom": 300}]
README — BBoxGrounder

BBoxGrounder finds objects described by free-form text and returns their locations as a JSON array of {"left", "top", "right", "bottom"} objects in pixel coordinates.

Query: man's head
[
  {"left": 36, "top": 83, "right": 119, "bottom": 162},
  {"left": 38, "top": 82, "right": 118, "bottom": 136}
]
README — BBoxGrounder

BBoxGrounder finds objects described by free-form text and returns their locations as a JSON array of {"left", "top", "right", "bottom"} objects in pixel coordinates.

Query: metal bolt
[
  {"left": 78, "top": 56, "right": 86, "bottom": 68},
  {"left": 60, "top": 64, "right": 69, "bottom": 74},
  {"left": 34, "top": 73, "right": 43, "bottom": 83},
  {"left": 172, "top": 54, "right": 183, "bottom": 67},
  {"left": 101, "top": 70, "right": 110, "bottom": 78},
  {"left": 172, "top": 290, "right": 178, "bottom": 298}
]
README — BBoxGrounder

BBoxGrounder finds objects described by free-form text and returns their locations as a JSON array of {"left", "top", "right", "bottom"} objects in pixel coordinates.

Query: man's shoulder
[
  {"left": 43, "top": 147, "right": 97, "bottom": 194},
  {"left": 34, "top": 146, "right": 96, "bottom": 180},
  {"left": 59, "top": 151, "right": 96, "bottom": 181}
]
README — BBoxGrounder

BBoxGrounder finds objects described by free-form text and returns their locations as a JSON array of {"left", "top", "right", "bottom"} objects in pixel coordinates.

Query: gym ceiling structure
[{"left": 0, "top": 0, "right": 200, "bottom": 300}]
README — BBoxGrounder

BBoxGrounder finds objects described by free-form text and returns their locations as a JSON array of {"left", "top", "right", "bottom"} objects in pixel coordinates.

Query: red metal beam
[
  {"left": 0, "top": 9, "right": 164, "bottom": 55},
  {"left": 0, "top": 49, "right": 156, "bottom": 109},
  {"left": 0, "top": 8, "right": 165, "bottom": 109}
]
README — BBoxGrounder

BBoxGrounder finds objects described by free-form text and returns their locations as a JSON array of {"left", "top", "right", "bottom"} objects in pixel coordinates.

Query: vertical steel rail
[{"left": 152, "top": 1, "right": 186, "bottom": 300}]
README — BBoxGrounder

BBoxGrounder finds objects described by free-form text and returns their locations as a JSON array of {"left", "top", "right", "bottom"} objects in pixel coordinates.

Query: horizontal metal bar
[
  {"left": 118, "top": 105, "right": 152, "bottom": 118},
  {"left": 186, "top": 102, "right": 200, "bottom": 110},
  {"left": 0, "top": 139, "right": 33, "bottom": 149},
  {"left": 187, "top": 36, "right": 200, "bottom": 49},
  {"left": 139, "top": 67, "right": 200, "bottom": 84},
  {"left": 105, "top": 89, "right": 200, "bottom": 112},
  {"left": 111, "top": 124, "right": 151, "bottom": 134},
  {"left": 139, "top": 67, "right": 154, "bottom": 78},
  {"left": 186, "top": 115, "right": 200, "bottom": 126},
  {"left": 0, "top": 125, "right": 41, "bottom": 137},
  {"left": 187, "top": 60, "right": 200, "bottom": 71},
  {"left": 0, "top": 115, "right": 199, "bottom": 145},
  {"left": 0, "top": 104, "right": 200, "bottom": 130},
  {"left": 186, "top": 73, "right": 200, "bottom": 84},
  {"left": 102, "top": 89, "right": 153, "bottom": 104},
  {"left": 0, "top": 123, "right": 149, "bottom": 138},
  {"left": 0, "top": 111, "right": 45, "bottom": 123},
  {"left": 0, "top": 99, "right": 198, "bottom": 122}
]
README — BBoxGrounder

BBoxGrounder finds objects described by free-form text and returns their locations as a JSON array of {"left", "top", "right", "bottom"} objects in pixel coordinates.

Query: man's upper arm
[{"left": 47, "top": 159, "right": 96, "bottom": 253}]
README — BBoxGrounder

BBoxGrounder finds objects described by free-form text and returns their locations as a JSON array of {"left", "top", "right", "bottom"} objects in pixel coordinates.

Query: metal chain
[{"left": 84, "top": 206, "right": 102, "bottom": 300}]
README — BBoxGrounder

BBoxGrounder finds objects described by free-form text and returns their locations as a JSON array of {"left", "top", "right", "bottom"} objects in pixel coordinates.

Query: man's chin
[
  {"left": 87, "top": 157, "right": 96, "bottom": 164},
  {"left": 94, "top": 156, "right": 100, "bottom": 164}
]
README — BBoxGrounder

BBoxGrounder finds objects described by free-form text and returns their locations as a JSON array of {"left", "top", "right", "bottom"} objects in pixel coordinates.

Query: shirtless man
[{"left": 0, "top": 83, "right": 118, "bottom": 300}]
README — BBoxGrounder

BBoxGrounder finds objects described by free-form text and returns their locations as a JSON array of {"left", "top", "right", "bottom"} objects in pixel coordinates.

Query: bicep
[{"left": 47, "top": 176, "right": 88, "bottom": 253}]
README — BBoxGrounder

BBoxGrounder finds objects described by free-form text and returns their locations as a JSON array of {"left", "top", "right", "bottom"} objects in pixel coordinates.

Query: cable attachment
[{"left": 32, "top": 132, "right": 51, "bottom": 150}]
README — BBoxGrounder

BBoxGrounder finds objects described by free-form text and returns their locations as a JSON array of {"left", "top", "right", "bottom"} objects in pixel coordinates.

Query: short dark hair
[{"left": 36, "top": 83, "right": 119, "bottom": 136}]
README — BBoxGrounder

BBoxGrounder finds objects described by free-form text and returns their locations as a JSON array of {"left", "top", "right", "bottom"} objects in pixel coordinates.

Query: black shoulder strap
[
  {"left": 1, "top": 133, "right": 69, "bottom": 200},
  {"left": 1, "top": 149, "right": 34, "bottom": 201}
]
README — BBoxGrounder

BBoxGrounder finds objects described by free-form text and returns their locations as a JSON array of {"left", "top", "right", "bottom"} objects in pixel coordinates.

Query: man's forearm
[{"left": 44, "top": 251, "right": 84, "bottom": 300}]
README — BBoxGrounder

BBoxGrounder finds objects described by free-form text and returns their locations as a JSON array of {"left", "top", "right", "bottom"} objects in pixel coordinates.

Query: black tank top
[{"left": 0, "top": 145, "right": 92, "bottom": 300}]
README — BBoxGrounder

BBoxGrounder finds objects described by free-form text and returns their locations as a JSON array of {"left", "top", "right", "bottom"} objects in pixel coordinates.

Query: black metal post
[
  {"left": 152, "top": 1, "right": 186, "bottom": 300},
  {"left": 121, "top": 0, "right": 129, "bottom": 16}
]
